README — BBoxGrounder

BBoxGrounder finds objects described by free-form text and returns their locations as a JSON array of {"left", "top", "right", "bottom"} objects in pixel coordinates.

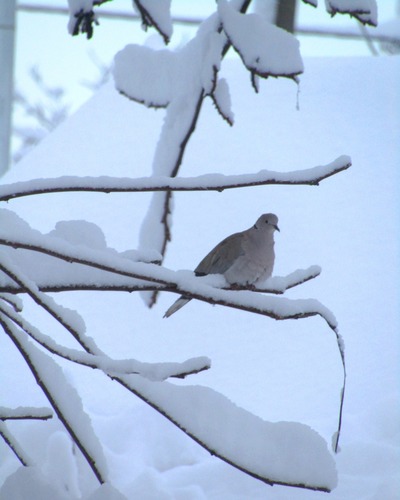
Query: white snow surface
[
  {"left": 325, "top": 0, "right": 378, "bottom": 26},
  {"left": 133, "top": 0, "right": 173, "bottom": 41},
  {"left": 218, "top": 0, "right": 304, "bottom": 77},
  {"left": 120, "top": 375, "right": 337, "bottom": 489},
  {"left": 0, "top": 52, "right": 399, "bottom": 499}
]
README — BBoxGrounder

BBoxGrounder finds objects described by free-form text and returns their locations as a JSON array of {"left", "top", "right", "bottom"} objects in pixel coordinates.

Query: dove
[{"left": 164, "top": 213, "right": 279, "bottom": 318}]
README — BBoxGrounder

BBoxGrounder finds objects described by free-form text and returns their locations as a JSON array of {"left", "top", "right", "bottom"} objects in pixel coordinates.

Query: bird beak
[{"left": 274, "top": 224, "right": 280, "bottom": 232}]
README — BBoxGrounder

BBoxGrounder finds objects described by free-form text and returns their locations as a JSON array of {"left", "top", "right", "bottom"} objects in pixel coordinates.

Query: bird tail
[{"left": 163, "top": 296, "right": 191, "bottom": 318}]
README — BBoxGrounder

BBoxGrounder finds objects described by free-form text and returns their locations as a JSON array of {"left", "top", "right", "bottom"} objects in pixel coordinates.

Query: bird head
[{"left": 254, "top": 213, "right": 280, "bottom": 232}]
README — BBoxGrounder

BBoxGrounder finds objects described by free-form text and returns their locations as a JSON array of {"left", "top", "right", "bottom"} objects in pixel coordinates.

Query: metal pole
[{"left": 0, "top": 1, "right": 16, "bottom": 175}]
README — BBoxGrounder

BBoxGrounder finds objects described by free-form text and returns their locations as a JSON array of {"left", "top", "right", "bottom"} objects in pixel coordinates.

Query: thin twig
[{"left": 332, "top": 330, "right": 346, "bottom": 453}]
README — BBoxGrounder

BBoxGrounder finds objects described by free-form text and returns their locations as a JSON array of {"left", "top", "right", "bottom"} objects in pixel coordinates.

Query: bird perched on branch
[{"left": 164, "top": 213, "right": 279, "bottom": 318}]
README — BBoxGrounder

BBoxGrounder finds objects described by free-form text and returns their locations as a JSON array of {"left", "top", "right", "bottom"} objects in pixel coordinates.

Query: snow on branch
[
  {"left": 68, "top": 0, "right": 173, "bottom": 42},
  {"left": 0, "top": 293, "right": 22, "bottom": 311},
  {"left": 0, "top": 299, "right": 210, "bottom": 381},
  {"left": 0, "top": 421, "right": 33, "bottom": 466},
  {"left": 0, "top": 406, "right": 53, "bottom": 421},
  {"left": 326, "top": 0, "right": 378, "bottom": 27},
  {"left": 0, "top": 156, "right": 351, "bottom": 201},
  {"left": 117, "top": 375, "right": 338, "bottom": 492},
  {"left": 0, "top": 255, "right": 210, "bottom": 381},
  {"left": 218, "top": 0, "right": 303, "bottom": 81},
  {"left": 132, "top": 0, "right": 173, "bottom": 44},
  {"left": 1, "top": 218, "right": 345, "bottom": 443},
  {"left": 1, "top": 315, "right": 108, "bottom": 485},
  {"left": 113, "top": 0, "right": 252, "bottom": 307},
  {"left": 0, "top": 265, "right": 321, "bottom": 296},
  {"left": 233, "top": 265, "right": 322, "bottom": 293},
  {"left": 0, "top": 228, "right": 337, "bottom": 331}
]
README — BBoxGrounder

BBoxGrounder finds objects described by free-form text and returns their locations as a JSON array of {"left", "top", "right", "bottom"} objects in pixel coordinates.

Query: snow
[
  {"left": 113, "top": 27, "right": 224, "bottom": 108},
  {"left": 6, "top": 324, "right": 109, "bottom": 482},
  {"left": 325, "top": 0, "right": 378, "bottom": 26},
  {"left": 0, "top": 36, "right": 399, "bottom": 500},
  {"left": 0, "top": 154, "right": 351, "bottom": 200},
  {"left": 120, "top": 375, "right": 338, "bottom": 491},
  {"left": 0, "top": 406, "right": 52, "bottom": 420},
  {"left": 218, "top": 0, "right": 304, "bottom": 78},
  {"left": 0, "top": 466, "right": 70, "bottom": 500},
  {"left": 212, "top": 78, "right": 234, "bottom": 125},
  {"left": 113, "top": 10, "right": 226, "bottom": 278},
  {"left": 0, "top": 207, "right": 336, "bottom": 331},
  {"left": 132, "top": 0, "right": 173, "bottom": 43}
]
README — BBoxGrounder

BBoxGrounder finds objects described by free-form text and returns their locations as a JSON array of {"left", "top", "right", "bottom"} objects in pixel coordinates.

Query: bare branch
[
  {"left": 325, "top": 1, "right": 377, "bottom": 27},
  {"left": 0, "top": 156, "right": 351, "bottom": 202},
  {"left": 332, "top": 330, "right": 346, "bottom": 454}
]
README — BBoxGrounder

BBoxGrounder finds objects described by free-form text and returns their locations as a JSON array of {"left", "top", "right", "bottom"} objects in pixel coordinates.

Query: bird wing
[{"left": 194, "top": 231, "right": 246, "bottom": 276}]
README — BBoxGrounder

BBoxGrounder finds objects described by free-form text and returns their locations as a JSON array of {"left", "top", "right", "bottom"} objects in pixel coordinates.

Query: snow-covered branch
[
  {"left": 0, "top": 315, "right": 109, "bottom": 484},
  {"left": 0, "top": 421, "right": 33, "bottom": 467},
  {"left": 0, "top": 299, "right": 210, "bottom": 381},
  {"left": 0, "top": 156, "right": 351, "bottom": 201},
  {"left": 0, "top": 224, "right": 337, "bottom": 330},
  {"left": 113, "top": 0, "right": 253, "bottom": 307},
  {"left": 115, "top": 375, "right": 337, "bottom": 492},
  {"left": 325, "top": 0, "right": 377, "bottom": 26},
  {"left": 0, "top": 258, "right": 210, "bottom": 381},
  {"left": 218, "top": 0, "right": 303, "bottom": 81},
  {"left": 0, "top": 264, "right": 321, "bottom": 296},
  {"left": 132, "top": 0, "right": 173, "bottom": 44},
  {"left": 0, "top": 406, "right": 53, "bottom": 421}
]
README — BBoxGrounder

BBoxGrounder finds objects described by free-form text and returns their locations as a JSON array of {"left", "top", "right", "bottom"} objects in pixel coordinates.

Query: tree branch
[
  {"left": 0, "top": 407, "right": 53, "bottom": 421},
  {"left": 0, "top": 421, "right": 32, "bottom": 466},
  {"left": 0, "top": 259, "right": 95, "bottom": 352},
  {"left": 137, "top": 0, "right": 252, "bottom": 308},
  {"left": 0, "top": 300, "right": 210, "bottom": 381},
  {"left": 0, "top": 266, "right": 321, "bottom": 296},
  {"left": 0, "top": 316, "right": 107, "bottom": 485},
  {"left": 0, "top": 238, "right": 336, "bottom": 330},
  {"left": 0, "top": 263, "right": 210, "bottom": 381},
  {"left": 0, "top": 156, "right": 351, "bottom": 202}
]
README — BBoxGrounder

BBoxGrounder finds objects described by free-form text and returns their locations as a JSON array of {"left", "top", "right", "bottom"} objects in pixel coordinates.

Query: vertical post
[
  {"left": 275, "top": 0, "right": 297, "bottom": 33},
  {"left": 0, "top": 1, "right": 16, "bottom": 175}
]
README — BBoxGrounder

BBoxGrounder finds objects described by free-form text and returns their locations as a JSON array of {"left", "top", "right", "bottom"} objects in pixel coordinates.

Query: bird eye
[{"left": 265, "top": 219, "right": 268, "bottom": 224}]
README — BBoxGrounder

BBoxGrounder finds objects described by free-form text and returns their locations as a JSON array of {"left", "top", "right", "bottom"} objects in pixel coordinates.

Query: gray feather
[{"left": 164, "top": 213, "right": 279, "bottom": 318}]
